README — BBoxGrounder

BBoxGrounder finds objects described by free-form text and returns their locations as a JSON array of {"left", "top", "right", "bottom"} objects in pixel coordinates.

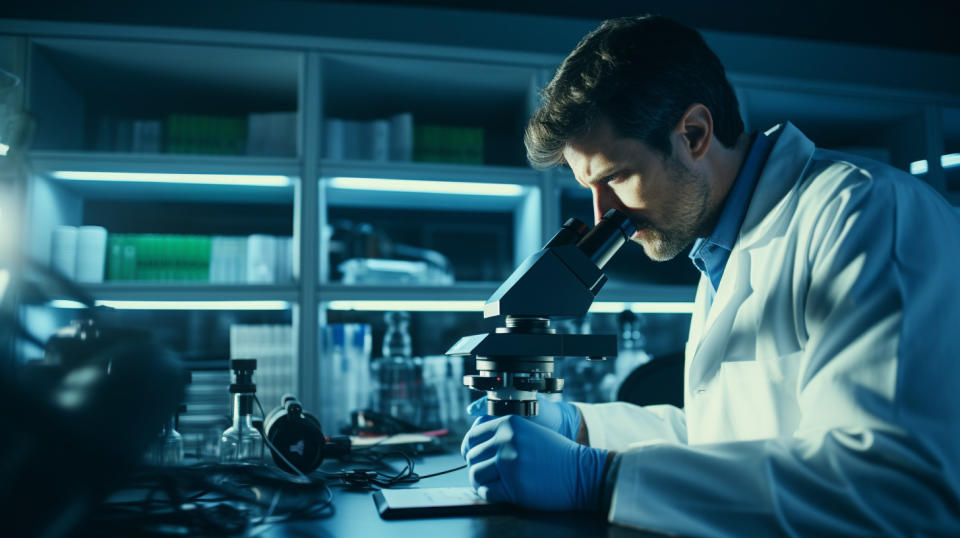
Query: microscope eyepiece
[
  {"left": 576, "top": 209, "right": 636, "bottom": 269},
  {"left": 545, "top": 217, "right": 589, "bottom": 247}
]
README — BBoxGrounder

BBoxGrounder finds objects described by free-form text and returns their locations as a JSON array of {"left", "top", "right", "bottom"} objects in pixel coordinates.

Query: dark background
[{"left": 6, "top": 0, "right": 956, "bottom": 55}]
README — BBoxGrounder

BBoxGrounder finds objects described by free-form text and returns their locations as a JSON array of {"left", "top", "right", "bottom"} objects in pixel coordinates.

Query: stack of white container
[
  {"left": 319, "top": 324, "right": 372, "bottom": 434},
  {"left": 421, "top": 355, "right": 471, "bottom": 432},
  {"left": 246, "top": 112, "right": 297, "bottom": 157},
  {"left": 131, "top": 120, "right": 163, "bottom": 152},
  {"left": 229, "top": 324, "right": 297, "bottom": 414},
  {"left": 50, "top": 225, "right": 108, "bottom": 282},
  {"left": 210, "top": 235, "right": 294, "bottom": 284},
  {"left": 322, "top": 113, "right": 413, "bottom": 161}
]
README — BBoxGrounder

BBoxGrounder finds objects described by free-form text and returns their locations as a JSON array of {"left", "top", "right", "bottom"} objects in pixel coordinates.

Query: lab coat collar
[
  {"left": 736, "top": 123, "right": 816, "bottom": 250},
  {"left": 696, "top": 122, "right": 816, "bottom": 349}
]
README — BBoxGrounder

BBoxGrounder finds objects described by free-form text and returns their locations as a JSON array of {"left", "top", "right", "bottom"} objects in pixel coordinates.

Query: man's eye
[{"left": 604, "top": 174, "right": 623, "bottom": 184}]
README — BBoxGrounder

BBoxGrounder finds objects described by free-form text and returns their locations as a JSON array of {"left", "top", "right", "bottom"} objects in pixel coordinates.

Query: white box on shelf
[
  {"left": 132, "top": 120, "right": 162, "bottom": 153},
  {"left": 75, "top": 226, "right": 108, "bottom": 283},
  {"left": 51, "top": 225, "right": 78, "bottom": 279},
  {"left": 323, "top": 118, "right": 345, "bottom": 159},
  {"left": 247, "top": 111, "right": 297, "bottom": 157},
  {"left": 371, "top": 119, "right": 390, "bottom": 162},
  {"left": 339, "top": 258, "right": 454, "bottom": 285},
  {"left": 210, "top": 236, "right": 249, "bottom": 283},
  {"left": 389, "top": 112, "right": 413, "bottom": 161},
  {"left": 246, "top": 234, "right": 278, "bottom": 284},
  {"left": 343, "top": 120, "right": 372, "bottom": 160},
  {"left": 275, "top": 236, "right": 294, "bottom": 284}
]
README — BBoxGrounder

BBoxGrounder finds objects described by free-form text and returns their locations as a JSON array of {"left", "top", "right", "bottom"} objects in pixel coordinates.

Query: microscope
[{"left": 446, "top": 209, "right": 636, "bottom": 416}]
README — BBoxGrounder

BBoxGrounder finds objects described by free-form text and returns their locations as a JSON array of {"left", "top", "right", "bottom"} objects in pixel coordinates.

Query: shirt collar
[{"left": 688, "top": 131, "right": 774, "bottom": 290}]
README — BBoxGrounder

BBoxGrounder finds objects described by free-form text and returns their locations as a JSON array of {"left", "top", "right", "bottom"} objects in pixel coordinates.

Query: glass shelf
[{"left": 30, "top": 151, "right": 298, "bottom": 203}]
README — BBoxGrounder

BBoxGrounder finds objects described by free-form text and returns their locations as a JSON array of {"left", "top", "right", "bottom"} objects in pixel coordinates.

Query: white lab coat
[{"left": 575, "top": 123, "right": 960, "bottom": 536}]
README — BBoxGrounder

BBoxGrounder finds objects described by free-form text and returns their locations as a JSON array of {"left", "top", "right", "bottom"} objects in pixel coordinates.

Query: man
[{"left": 461, "top": 15, "right": 960, "bottom": 535}]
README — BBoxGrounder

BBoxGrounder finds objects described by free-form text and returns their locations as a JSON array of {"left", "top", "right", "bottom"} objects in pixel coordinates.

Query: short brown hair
[{"left": 525, "top": 15, "right": 744, "bottom": 169}]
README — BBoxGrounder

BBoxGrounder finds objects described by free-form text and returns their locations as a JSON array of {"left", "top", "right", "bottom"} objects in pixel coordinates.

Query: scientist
[{"left": 461, "top": 15, "right": 960, "bottom": 535}]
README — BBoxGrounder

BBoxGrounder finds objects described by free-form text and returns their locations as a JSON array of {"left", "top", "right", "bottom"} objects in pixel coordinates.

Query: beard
[{"left": 633, "top": 155, "right": 712, "bottom": 262}]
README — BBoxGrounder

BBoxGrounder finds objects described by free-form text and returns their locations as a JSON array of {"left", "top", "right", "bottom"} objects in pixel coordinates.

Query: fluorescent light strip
[
  {"left": 50, "top": 299, "right": 290, "bottom": 310},
  {"left": 49, "top": 299, "right": 86, "bottom": 309},
  {"left": 326, "top": 300, "right": 694, "bottom": 314},
  {"left": 591, "top": 301, "right": 696, "bottom": 314},
  {"left": 910, "top": 153, "right": 960, "bottom": 175},
  {"left": 51, "top": 171, "right": 292, "bottom": 187},
  {"left": 328, "top": 177, "right": 524, "bottom": 196},
  {"left": 327, "top": 300, "right": 481, "bottom": 312}
]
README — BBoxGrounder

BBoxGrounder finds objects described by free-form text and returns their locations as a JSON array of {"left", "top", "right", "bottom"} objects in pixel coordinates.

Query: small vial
[{"left": 147, "top": 414, "right": 184, "bottom": 466}]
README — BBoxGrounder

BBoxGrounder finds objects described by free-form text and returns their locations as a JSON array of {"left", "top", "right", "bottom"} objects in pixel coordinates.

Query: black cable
[
  {"left": 93, "top": 462, "right": 335, "bottom": 535},
  {"left": 92, "top": 412, "right": 466, "bottom": 535},
  {"left": 417, "top": 464, "right": 468, "bottom": 479}
]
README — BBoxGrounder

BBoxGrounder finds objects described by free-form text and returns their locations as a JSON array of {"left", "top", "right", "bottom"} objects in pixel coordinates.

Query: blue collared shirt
[{"left": 688, "top": 131, "right": 774, "bottom": 306}]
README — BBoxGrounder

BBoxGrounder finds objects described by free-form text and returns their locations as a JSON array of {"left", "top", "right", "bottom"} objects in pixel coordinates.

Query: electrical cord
[
  {"left": 91, "top": 462, "right": 335, "bottom": 536},
  {"left": 317, "top": 448, "right": 467, "bottom": 489},
  {"left": 91, "top": 396, "right": 468, "bottom": 534},
  {"left": 254, "top": 394, "right": 466, "bottom": 489}
]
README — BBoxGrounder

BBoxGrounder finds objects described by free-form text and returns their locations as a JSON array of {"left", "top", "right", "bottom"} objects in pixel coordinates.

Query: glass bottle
[
  {"left": 146, "top": 410, "right": 184, "bottom": 466},
  {"left": 157, "top": 415, "right": 184, "bottom": 465},
  {"left": 374, "top": 311, "right": 420, "bottom": 425},
  {"left": 219, "top": 359, "right": 264, "bottom": 463},
  {"left": 382, "top": 311, "right": 412, "bottom": 359}
]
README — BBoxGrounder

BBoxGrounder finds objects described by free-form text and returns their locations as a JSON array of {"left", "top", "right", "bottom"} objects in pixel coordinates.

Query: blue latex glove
[
  {"left": 467, "top": 394, "right": 582, "bottom": 441},
  {"left": 460, "top": 415, "right": 609, "bottom": 511}
]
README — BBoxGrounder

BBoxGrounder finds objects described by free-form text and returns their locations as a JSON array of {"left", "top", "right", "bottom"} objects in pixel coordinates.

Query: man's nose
[{"left": 591, "top": 185, "right": 620, "bottom": 225}]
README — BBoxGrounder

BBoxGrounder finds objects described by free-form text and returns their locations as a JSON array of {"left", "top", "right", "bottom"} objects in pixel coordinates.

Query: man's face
[{"left": 563, "top": 119, "right": 712, "bottom": 261}]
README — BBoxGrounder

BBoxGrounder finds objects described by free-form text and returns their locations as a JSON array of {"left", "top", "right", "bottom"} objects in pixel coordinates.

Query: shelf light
[
  {"left": 328, "top": 177, "right": 525, "bottom": 196},
  {"left": 326, "top": 299, "right": 694, "bottom": 314},
  {"left": 50, "top": 171, "right": 292, "bottom": 187},
  {"left": 50, "top": 299, "right": 290, "bottom": 310},
  {"left": 327, "top": 300, "right": 481, "bottom": 312},
  {"left": 910, "top": 153, "right": 960, "bottom": 175},
  {"left": 590, "top": 301, "right": 696, "bottom": 314}
]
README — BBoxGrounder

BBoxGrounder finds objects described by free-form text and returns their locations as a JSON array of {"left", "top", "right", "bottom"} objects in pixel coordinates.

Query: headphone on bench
[
  {"left": 263, "top": 394, "right": 327, "bottom": 474},
  {"left": 263, "top": 394, "right": 351, "bottom": 474}
]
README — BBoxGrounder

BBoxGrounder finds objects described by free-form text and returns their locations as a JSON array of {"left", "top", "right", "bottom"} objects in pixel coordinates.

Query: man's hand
[
  {"left": 467, "top": 394, "right": 582, "bottom": 441},
  {"left": 460, "top": 415, "right": 609, "bottom": 511}
]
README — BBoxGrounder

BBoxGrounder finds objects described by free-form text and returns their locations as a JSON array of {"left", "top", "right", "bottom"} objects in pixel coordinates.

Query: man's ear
[{"left": 675, "top": 104, "right": 713, "bottom": 162}]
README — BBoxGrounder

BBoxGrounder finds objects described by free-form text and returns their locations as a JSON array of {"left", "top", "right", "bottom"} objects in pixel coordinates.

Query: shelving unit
[
  {"left": 4, "top": 11, "right": 959, "bottom": 415},
  {"left": 76, "top": 283, "right": 300, "bottom": 303}
]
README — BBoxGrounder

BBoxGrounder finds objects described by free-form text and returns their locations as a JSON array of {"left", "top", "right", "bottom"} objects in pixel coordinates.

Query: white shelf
[
  {"left": 319, "top": 282, "right": 498, "bottom": 302},
  {"left": 318, "top": 282, "right": 697, "bottom": 305},
  {"left": 29, "top": 151, "right": 299, "bottom": 203},
  {"left": 320, "top": 159, "right": 539, "bottom": 184},
  {"left": 322, "top": 160, "right": 539, "bottom": 210},
  {"left": 31, "top": 151, "right": 301, "bottom": 174},
  {"left": 78, "top": 283, "right": 300, "bottom": 302}
]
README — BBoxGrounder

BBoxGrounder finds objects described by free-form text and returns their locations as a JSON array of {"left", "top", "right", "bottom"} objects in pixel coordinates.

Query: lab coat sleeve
[
  {"left": 607, "top": 170, "right": 960, "bottom": 536},
  {"left": 572, "top": 402, "right": 687, "bottom": 451}
]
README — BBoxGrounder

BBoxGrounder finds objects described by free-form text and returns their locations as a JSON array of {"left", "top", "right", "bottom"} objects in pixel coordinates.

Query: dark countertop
[{"left": 258, "top": 451, "right": 664, "bottom": 538}]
